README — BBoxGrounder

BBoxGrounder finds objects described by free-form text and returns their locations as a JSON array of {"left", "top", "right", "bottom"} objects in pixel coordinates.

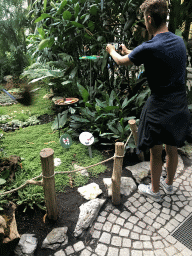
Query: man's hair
[{"left": 140, "top": 0, "right": 168, "bottom": 29}]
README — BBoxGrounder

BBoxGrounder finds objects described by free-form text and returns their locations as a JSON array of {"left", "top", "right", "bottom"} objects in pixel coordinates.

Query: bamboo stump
[
  {"left": 128, "top": 120, "right": 144, "bottom": 162},
  {"left": 112, "top": 142, "right": 124, "bottom": 205},
  {"left": 40, "top": 148, "right": 58, "bottom": 221}
]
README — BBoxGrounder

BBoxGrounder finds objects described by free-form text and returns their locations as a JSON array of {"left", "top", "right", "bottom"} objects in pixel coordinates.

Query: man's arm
[{"left": 106, "top": 44, "right": 133, "bottom": 66}]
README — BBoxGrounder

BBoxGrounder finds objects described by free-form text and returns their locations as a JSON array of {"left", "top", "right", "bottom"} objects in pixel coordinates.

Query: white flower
[{"left": 54, "top": 158, "right": 62, "bottom": 167}]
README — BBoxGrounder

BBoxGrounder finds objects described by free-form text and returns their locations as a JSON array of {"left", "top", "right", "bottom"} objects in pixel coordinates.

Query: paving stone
[
  {"left": 105, "top": 204, "right": 114, "bottom": 212},
  {"left": 153, "top": 222, "right": 161, "bottom": 229},
  {"left": 180, "top": 247, "right": 192, "bottom": 256},
  {"left": 164, "top": 196, "right": 172, "bottom": 203},
  {"left": 100, "top": 211, "right": 108, "bottom": 217},
  {"left": 162, "top": 201, "right": 171, "bottom": 208},
  {"left": 65, "top": 246, "right": 74, "bottom": 255},
  {"left": 146, "top": 211, "right": 157, "bottom": 219},
  {"left": 128, "top": 206, "right": 137, "bottom": 213},
  {"left": 139, "top": 196, "right": 147, "bottom": 203},
  {"left": 175, "top": 214, "right": 185, "bottom": 222},
  {"left": 146, "top": 197, "right": 154, "bottom": 204},
  {"left": 107, "top": 247, "right": 119, "bottom": 256},
  {"left": 171, "top": 195, "right": 180, "bottom": 201},
  {"left": 131, "top": 250, "right": 143, "bottom": 256},
  {"left": 147, "top": 225, "right": 156, "bottom": 232},
  {"left": 144, "top": 202, "right": 153, "bottom": 210},
  {"left": 154, "top": 249, "right": 167, "bottom": 256},
  {"left": 170, "top": 210, "right": 176, "bottom": 217},
  {"left": 73, "top": 241, "right": 85, "bottom": 252},
  {"left": 183, "top": 191, "right": 190, "bottom": 197},
  {"left": 174, "top": 241, "right": 187, "bottom": 251},
  {"left": 122, "top": 238, "right": 131, "bottom": 247},
  {"left": 135, "top": 211, "right": 145, "bottom": 219},
  {"left": 120, "top": 211, "right": 131, "bottom": 219},
  {"left": 124, "top": 222, "right": 134, "bottom": 230},
  {"left": 185, "top": 186, "right": 192, "bottom": 191},
  {"left": 129, "top": 216, "right": 139, "bottom": 224},
  {"left": 143, "top": 216, "right": 153, "bottom": 225},
  {"left": 165, "top": 235, "right": 177, "bottom": 245},
  {"left": 165, "top": 246, "right": 177, "bottom": 256},
  {"left": 134, "top": 192, "right": 140, "bottom": 198},
  {"left": 107, "top": 213, "right": 117, "bottom": 222},
  {"left": 111, "top": 236, "right": 122, "bottom": 247},
  {"left": 162, "top": 239, "right": 169, "bottom": 247},
  {"left": 138, "top": 221, "right": 147, "bottom": 229},
  {"left": 172, "top": 205, "right": 179, "bottom": 211},
  {"left": 153, "top": 241, "right": 165, "bottom": 249},
  {"left": 95, "top": 243, "right": 108, "bottom": 256},
  {"left": 175, "top": 201, "right": 184, "bottom": 207},
  {"left": 133, "top": 225, "right": 142, "bottom": 233},
  {"left": 178, "top": 195, "right": 186, "bottom": 201},
  {"left": 116, "top": 217, "right": 125, "bottom": 226},
  {"left": 92, "top": 230, "right": 101, "bottom": 238},
  {"left": 158, "top": 228, "right": 169, "bottom": 238},
  {"left": 113, "top": 208, "right": 121, "bottom": 215},
  {"left": 143, "top": 251, "right": 155, "bottom": 256},
  {"left": 55, "top": 250, "right": 66, "bottom": 256},
  {"left": 103, "top": 221, "right": 112, "bottom": 232},
  {"left": 138, "top": 206, "right": 148, "bottom": 213},
  {"left": 80, "top": 249, "right": 92, "bottom": 256},
  {"left": 94, "top": 222, "right": 104, "bottom": 230},
  {"left": 129, "top": 197, "right": 136, "bottom": 202},
  {"left": 119, "top": 248, "right": 130, "bottom": 256},
  {"left": 143, "top": 241, "right": 153, "bottom": 249},
  {"left": 152, "top": 235, "right": 162, "bottom": 241},
  {"left": 97, "top": 216, "right": 106, "bottom": 223},
  {"left": 162, "top": 208, "right": 170, "bottom": 214},
  {"left": 140, "top": 235, "right": 151, "bottom": 241},
  {"left": 99, "top": 232, "right": 111, "bottom": 244},
  {"left": 132, "top": 241, "right": 143, "bottom": 249},
  {"left": 184, "top": 205, "right": 192, "bottom": 213},
  {"left": 111, "top": 225, "right": 120, "bottom": 234},
  {"left": 156, "top": 217, "right": 166, "bottom": 225},
  {"left": 153, "top": 202, "right": 162, "bottom": 209},
  {"left": 164, "top": 222, "right": 176, "bottom": 233},
  {"left": 132, "top": 201, "right": 141, "bottom": 207},
  {"left": 160, "top": 213, "right": 170, "bottom": 220},
  {"left": 151, "top": 208, "right": 160, "bottom": 215},
  {"left": 119, "top": 228, "right": 130, "bottom": 237},
  {"left": 130, "top": 231, "right": 140, "bottom": 240}
]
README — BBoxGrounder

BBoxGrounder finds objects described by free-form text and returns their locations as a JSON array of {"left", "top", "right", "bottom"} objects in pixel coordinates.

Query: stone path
[{"left": 51, "top": 165, "right": 192, "bottom": 256}]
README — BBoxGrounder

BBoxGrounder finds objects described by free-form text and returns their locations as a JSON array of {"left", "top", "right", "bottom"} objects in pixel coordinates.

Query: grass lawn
[{"left": 0, "top": 86, "right": 106, "bottom": 211}]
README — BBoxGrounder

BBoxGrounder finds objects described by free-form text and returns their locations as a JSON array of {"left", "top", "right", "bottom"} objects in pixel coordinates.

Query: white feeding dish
[{"left": 79, "top": 132, "right": 94, "bottom": 146}]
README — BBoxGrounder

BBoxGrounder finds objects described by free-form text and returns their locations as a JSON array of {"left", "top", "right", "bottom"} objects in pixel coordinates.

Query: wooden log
[
  {"left": 112, "top": 142, "right": 124, "bottom": 205},
  {"left": 40, "top": 148, "right": 58, "bottom": 221},
  {"left": 128, "top": 120, "right": 144, "bottom": 161}
]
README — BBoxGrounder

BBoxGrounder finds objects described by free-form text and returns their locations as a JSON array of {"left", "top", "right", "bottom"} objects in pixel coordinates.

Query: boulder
[
  {"left": 78, "top": 183, "right": 102, "bottom": 200},
  {"left": 103, "top": 177, "right": 137, "bottom": 197},
  {"left": 125, "top": 161, "right": 150, "bottom": 183},
  {"left": 14, "top": 234, "right": 38, "bottom": 256},
  {"left": 74, "top": 198, "right": 106, "bottom": 237},
  {"left": 42, "top": 227, "right": 68, "bottom": 250}
]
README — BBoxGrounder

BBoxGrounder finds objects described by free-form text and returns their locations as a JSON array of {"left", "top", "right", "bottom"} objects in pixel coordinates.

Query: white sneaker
[
  {"left": 138, "top": 184, "right": 162, "bottom": 202},
  {"left": 160, "top": 177, "right": 174, "bottom": 195}
]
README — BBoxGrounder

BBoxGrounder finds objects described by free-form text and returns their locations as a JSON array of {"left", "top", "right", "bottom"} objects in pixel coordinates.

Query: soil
[{"left": 1, "top": 145, "right": 141, "bottom": 256}]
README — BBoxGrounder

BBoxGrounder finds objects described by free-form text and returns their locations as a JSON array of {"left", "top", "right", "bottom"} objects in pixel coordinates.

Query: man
[{"left": 106, "top": 0, "right": 190, "bottom": 202}]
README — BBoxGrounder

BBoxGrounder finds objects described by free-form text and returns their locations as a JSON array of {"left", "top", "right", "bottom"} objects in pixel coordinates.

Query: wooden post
[
  {"left": 40, "top": 148, "right": 58, "bottom": 221},
  {"left": 112, "top": 142, "right": 124, "bottom": 205},
  {"left": 128, "top": 120, "right": 144, "bottom": 162}
]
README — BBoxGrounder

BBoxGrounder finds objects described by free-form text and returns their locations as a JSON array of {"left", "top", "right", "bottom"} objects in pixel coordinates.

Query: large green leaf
[
  {"left": 51, "top": 110, "right": 68, "bottom": 130},
  {"left": 90, "top": 4, "right": 98, "bottom": 15},
  {"left": 77, "top": 82, "right": 89, "bottom": 102},
  {"left": 63, "top": 10, "right": 72, "bottom": 20},
  {"left": 71, "top": 21, "right": 84, "bottom": 28},
  {"left": 57, "top": 0, "right": 68, "bottom": 15},
  {"left": 35, "top": 13, "right": 51, "bottom": 23},
  {"left": 0, "top": 178, "right": 6, "bottom": 185},
  {"left": 38, "top": 39, "right": 50, "bottom": 50},
  {"left": 71, "top": 116, "right": 90, "bottom": 123}
]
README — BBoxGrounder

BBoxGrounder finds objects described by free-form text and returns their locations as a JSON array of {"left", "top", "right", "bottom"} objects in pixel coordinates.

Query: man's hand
[
  {"left": 106, "top": 44, "right": 116, "bottom": 55},
  {"left": 120, "top": 44, "right": 132, "bottom": 55}
]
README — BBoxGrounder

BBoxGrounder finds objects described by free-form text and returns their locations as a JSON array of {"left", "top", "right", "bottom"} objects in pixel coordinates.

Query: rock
[
  {"left": 42, "top": 227, "right": 68, "bottom": 250},
  {"left": 74, "top": 198, "right": 106, "bottom": 237},
  {"left": 0, "top": 216, "right": 6, "bottom": 243},
  {"left": 14, "top": 234, "right": 38, "bottom": 256},
  {"left": 78, "top": 183, "right": 102, "bottom": 200},
  {"left": 103, "top": 177, "right": 137, "bottom": 197},
  {"left": 74, "top": 164, "right": 89, "bottom": 177},
  {"left": 125, "top": 161, "right": 150, "bottom": 183}
]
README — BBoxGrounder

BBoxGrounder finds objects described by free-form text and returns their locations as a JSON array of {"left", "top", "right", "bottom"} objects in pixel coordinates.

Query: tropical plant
[{"left": 0, "top": 0, "right": 29, "bottom": 81}]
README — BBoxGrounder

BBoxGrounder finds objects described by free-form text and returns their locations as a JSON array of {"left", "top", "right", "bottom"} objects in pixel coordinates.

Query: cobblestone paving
[{"left": 54, "top": 166, "right": 192, "bottom": 256}]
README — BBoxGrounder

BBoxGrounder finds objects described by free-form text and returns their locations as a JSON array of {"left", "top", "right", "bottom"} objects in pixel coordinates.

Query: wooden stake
[
  {"left": 112, "top": 142, "right": 124, "bottom": 205},
  {"left": 40, "top": 148, "right": 58, "bottom": 221},
  {"left": 128, "top": 120, "right": 144, "bottom": 161}
]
